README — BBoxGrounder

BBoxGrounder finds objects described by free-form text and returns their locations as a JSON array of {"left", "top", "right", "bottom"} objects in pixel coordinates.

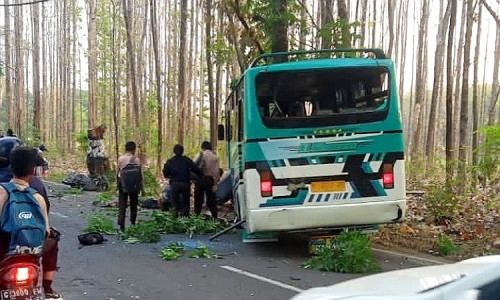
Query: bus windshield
[{"left": 256, "top": 66, "right": 390, "bottom": 128}]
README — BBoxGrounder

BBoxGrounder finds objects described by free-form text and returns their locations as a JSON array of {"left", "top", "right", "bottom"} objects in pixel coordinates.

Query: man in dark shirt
[{"left": 162, "top": 144, "right": 201, "bottom": 217}]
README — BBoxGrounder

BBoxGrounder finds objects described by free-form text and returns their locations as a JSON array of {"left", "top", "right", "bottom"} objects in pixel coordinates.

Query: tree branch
[
  {"left": 481, "top": 0, "right": 500, "bottom": 25},
  {"left": 0, "top": 0, "right": 51, "bottom": 6},
  {"left": 296, "top": 0, "right": 319, "bottom": 30},
  {"left": 230, "top": 0, "right": 265, "bottom": 55}
]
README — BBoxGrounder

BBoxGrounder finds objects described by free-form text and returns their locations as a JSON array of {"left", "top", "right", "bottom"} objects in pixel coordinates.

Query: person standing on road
[
  {"left": 116, "top": 141, "right": 142, "bottom": 231},
  {"left": 193, "top": 141, "right": 220, "bottom": 218},
  {"left": 163, "top": 144, "right": 201, "bottom": 217}
]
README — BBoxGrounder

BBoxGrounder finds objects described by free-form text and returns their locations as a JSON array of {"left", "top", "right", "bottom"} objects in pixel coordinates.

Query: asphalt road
[{"left": 44, "top": 181, "right": 441, "bottom": 300}]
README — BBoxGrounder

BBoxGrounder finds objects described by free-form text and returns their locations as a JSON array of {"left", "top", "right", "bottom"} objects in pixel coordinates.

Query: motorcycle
[{"left": 0, "top": 255, "right": 44, "bottom": 300}]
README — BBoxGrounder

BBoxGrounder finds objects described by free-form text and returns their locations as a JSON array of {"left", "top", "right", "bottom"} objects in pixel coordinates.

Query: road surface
[{"left": 44, "top": 182, "right": 442, "bottom": 300}]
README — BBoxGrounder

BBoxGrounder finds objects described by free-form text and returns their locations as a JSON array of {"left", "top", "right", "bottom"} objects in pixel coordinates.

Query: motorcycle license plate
[{"left": 0, "top": 286, "right": 44, "bottom": 300}]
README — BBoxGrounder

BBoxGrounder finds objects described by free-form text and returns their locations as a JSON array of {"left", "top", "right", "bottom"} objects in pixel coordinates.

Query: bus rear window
[{"left": 256, "top": 67, "right": 390, "bottom": 128}]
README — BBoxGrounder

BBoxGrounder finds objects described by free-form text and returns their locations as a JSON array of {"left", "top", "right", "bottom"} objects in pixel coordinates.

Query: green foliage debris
[
  {"left": 303, "top": 230, "right": 380, "bottom": 273},
  {"left": 84, "top": 214, "right": 118, "bottom": 234},
  {"left": 120, "top": 221, "right": 161, "bottom": 244},
  {"left": 150, "top": 211, "right": 226, "bottom": 237},
  {"left": 160, "top": 243, "right": 219, "bottom": 261},
  {"left": 160, "top": 243, "right": 185, "bottom": 261},
  {"left": 188, "top": 244, "right": 219, "bottom": 259}
]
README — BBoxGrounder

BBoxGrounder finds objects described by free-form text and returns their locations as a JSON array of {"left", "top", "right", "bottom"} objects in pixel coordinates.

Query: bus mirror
[{"left": 218, "top": 124, "right": 225, "bottom": 140}]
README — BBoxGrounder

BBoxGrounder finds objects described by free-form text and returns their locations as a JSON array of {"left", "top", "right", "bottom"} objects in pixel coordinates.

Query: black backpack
[
  {"left": 78, "top": 232, "right": 105, "bottom": 247},
  {"left": 119, "top": 156, "right": 142, "bottom": 193}
]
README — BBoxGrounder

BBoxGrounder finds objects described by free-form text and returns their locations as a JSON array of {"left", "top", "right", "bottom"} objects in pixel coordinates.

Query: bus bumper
[{"left": 246, "top": 199, "right": 406, "bottom": 233}]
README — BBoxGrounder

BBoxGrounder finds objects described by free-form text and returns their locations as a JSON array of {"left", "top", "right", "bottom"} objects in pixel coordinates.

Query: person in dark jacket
[{"left": 162, "top": 144, "right": 201, "bottom": 217}]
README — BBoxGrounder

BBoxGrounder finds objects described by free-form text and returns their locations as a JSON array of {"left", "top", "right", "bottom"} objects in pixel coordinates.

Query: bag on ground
[
  {"left": 0, "top": 182, "right": 47, "bottom": 256},
  {"left": 78, "top": 232, "right": 105, "bottom": 246},
  {"left": 120, "top": 156, "right": 142, "bottom": 193}
]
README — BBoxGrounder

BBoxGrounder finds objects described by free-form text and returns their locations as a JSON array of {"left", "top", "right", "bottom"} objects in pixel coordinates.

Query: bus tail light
[
  {"left": 260, "top": 171, "right": 273, "bottom": 197},
  {"left": 382, "top": 164, "right": 394, "bottom": 189}
]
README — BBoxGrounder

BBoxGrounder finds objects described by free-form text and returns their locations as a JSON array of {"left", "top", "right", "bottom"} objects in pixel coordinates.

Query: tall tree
[
  {"left": 122, "top": 0, "right": 140, "bottom": 130},
  {"left": 31, "top": 3, "right": 41, "bottom": 138},
  {"left": 472, "top": 4, "right": 483, "bottom": 168},
  {"left": 150, "top": 0, "right": 163, "bottom": 172},
  {"left": 337, "top": 0, "right": 350, "bottom": 48},
  {"left": 87, "top": 0, "right": 98, "bottom": 128},
  {"left": 319, "top": 0, "right": 334, "bottom": 50},
  {"left": 177, "top": 0, "right": 188, "bottom": 143},
  {"left": 425, "top": 1, "right": 451, "bottom": 164},
  {"left": 457, "top": 0, "right": 475, "bottom": 188},
  {"left": 446, "top": 0, "right": 457, "bottom": 182},
  {"left": 386, "top": 0, "right": 395, "bottom": 57},
  {"left": 481, "top": 0, "right": 500, "bottom": 126},
  {"left": 14, "top": 0, "right": 25, "bottom": 136},
  {"left": 4, "top": 0, "right": 13, "bottom": 129},
  {"left": 205, "top": 0, "right": 217, "bottom": 147},
  {"left": 269, "top": 0, "right": 289, "bottom": 61},
  {"left": 410, "top": 0, "right": 429, "bottom": 160}
]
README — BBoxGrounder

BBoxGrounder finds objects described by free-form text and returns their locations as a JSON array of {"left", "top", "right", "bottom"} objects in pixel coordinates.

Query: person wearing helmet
[
  {"left": 0, "top": 136, "right": 24, "bottom": 182},
  {"left": 0, "top": 140, "right": 62, "bottom": 300}
]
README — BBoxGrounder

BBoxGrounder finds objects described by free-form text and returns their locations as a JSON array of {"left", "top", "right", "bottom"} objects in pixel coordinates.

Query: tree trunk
[
  {"left": 425, "top": 1, "right": 450, "bottom": 165},
  {"left": 446, "top": 0, "right": 457, "bottom": 183},
  {"left": 472, "top": 4, "right": 482, "bottom": 168},
  {"left": 177, "top": 0, "right": 188, "bottom": 144},
  {"left": 31, "top": 3, "right": 42, "bottom": 138},
  {"left": 320, "top": 0, "right": 334, "bottom": 50},
  {"left": 481, "top": 1, "right": 500, "bottom": 126},
  {"left": 122, "top": 0, "right": 140, "bottom": 129},
  {"left": 452, "top": 1, "right": 467, "bottom": 157},
  {"left": 150, "top": 0, "right": 163, "bottom": 173},
  {"left": 4, "top": 1, "right": 13, "bottom": 129},
  {"left": 87, "top": 0, "right": 98, "bottom": 128},
  {"left": 269, "top": 0, "right": 288, "bottom": 62},
  {"left": 410, "top": 0, "right": 429, "bottom": 160},
  {"left": 487, "top": 29, "right": 500, "bottom": 126},
  {"left": 457, "top": 0, "right": 475, "bottom": 190},
  {"left": 14, "top": 0, "right": 25, "bottom": 136},
  {"left": 205, "top": 0, "right": 217, "bottom": 148},
  {"left": 386, "top": 0, "right": 395, "bottom": 57},
  {"left": 337, "top": 0, "right": 350, "bottom": 48}
]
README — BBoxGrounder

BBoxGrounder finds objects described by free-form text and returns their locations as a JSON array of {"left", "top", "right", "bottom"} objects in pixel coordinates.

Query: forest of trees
[{"left": 0, "top": 0, "right": 498, "bottom": 189}]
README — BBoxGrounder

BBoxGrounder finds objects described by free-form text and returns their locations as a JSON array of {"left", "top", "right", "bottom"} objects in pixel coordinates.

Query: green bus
[{"left": 219, "top": 49, "right": 405, "bottom": 240}]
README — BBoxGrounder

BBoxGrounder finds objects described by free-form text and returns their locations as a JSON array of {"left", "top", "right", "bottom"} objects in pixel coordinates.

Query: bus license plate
[
  {"left": 311, "top": 181, "right": 346, "bottom": 193},
  {"left": 0, "top": 287, "right": 44, "bottom": 300}
]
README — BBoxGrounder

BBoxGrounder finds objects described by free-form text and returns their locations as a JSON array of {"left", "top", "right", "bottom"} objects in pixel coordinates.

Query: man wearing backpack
[
  {"left": 0, "top": 143, "right": 62, "bottom": 299},
  {"left": 193, "top": 141, "right": 220, "bottom": 219},
  {"left": 0, "top": 147, "right": 50, "bottom": 284},
  {"left": 117, "top": 141, "right": 143, "bottom": 231}
]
